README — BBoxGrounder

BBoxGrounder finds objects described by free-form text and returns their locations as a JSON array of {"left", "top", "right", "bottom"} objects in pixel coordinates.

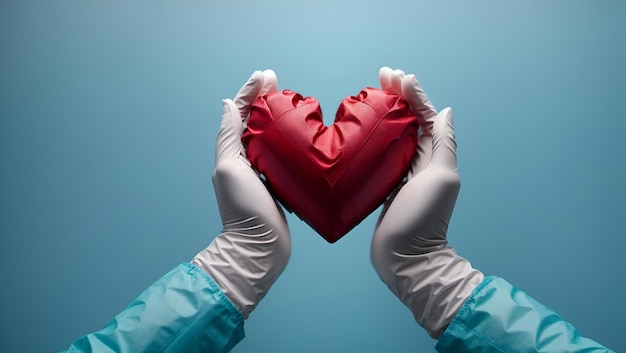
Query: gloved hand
[
  {"left": 192, "top": 70, "right": 291, "bottom": 319},
  {"left": 370, "top": 67, "right": 484, "bottom": 339}
]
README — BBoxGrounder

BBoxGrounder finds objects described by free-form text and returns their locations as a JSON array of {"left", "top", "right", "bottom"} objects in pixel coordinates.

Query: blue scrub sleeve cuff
[
  {"left": 435, "top": 276, "right": 614, "bottom": 353},
  {"left": 62, "top": 262, "right": 245, "bottom": 353}
]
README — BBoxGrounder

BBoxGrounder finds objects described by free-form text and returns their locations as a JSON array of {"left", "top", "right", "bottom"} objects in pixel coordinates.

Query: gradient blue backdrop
[{"left": 1, "top": 1, "right": 623, "bottom": 352}]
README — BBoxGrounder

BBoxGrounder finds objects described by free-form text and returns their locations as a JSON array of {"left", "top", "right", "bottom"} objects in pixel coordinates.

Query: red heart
[{"left": 242, "top": 88, "right": 417, "bottom": 243}]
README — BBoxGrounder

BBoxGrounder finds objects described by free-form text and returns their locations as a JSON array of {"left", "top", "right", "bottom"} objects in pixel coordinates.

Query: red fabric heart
[{"left": 242, "top": 88, "right": 418, "bottom": 243}]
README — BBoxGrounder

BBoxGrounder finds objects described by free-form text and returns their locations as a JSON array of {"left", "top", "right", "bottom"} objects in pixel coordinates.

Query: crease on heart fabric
[{"left": 242, "top": 88, "right": 418, "bottom": 243}]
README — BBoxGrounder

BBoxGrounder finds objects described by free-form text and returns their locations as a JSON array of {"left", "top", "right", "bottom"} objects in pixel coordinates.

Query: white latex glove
[
  {"left": 192, "top": 70, "right": 291, "bottom": 319},
  {"left": 371, "top": 67, "right": 484, "bottom": 339}
]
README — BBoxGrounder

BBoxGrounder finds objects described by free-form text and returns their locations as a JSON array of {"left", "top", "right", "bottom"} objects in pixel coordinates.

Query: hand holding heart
[{"left": 202, "top": 67, "right": 464, "bottom": 329}]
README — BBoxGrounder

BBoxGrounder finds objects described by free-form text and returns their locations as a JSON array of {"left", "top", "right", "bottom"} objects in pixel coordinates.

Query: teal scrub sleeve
[
  {"left": 436, "top": 276, "right": 613, "bottom": 353},
  {"left": 62, "top": 262, "right": 245, "bottom": 353}
]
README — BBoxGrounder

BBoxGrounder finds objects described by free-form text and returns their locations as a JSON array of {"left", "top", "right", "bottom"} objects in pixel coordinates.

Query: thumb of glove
[
  {"left": 216, "top": 99, "right": 244, "bottom": 164},
  {"left": 430, "top": 108, "right": 457, "bottom": 171}
]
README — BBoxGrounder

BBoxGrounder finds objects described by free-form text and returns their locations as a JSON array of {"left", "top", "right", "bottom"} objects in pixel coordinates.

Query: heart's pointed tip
[
  {"left": 325, "top": 236, "right": 340, "bottom": 244},
  {"left": 320, "top": 228, "right": 349, "bottom": 244}
]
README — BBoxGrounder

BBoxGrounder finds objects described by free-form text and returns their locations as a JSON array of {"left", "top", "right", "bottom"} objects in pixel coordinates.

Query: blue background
[{"left": 1, "top": 1, "right": 624, "bottom": 352}]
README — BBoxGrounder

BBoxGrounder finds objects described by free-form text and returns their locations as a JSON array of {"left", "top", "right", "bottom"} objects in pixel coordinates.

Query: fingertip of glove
[
  {"left": 379, "top": 66, "right": 393, "bottom": 76},
  {"left": 379, "top": 67, "right": 393, "bottom": 92},
  {"left": 440, "top": 107, "right": 454, "bottom": 124},
  {"left": 392, "top": 69, "right": 406, "bottom": 78},
  {"left": 262, "top": 69, "right": 276, "bottom": 80},
  {"left": 221, "top": 99, "right": 235, "bottom": 112},
  {"left": 440, "top": 107, "right": 453, "bottom": 116},
  {"left": 261, "top": 69, "right": 278, "bottom": 95},
  {"left": 434, "top": 108, "right": 454, "bottom": 130},
  {"left": 244, "top": 71, "right": 265, "bottom": 90},
  {"left": 401, "top": 74, "right": 418, "bottom": 95}
]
